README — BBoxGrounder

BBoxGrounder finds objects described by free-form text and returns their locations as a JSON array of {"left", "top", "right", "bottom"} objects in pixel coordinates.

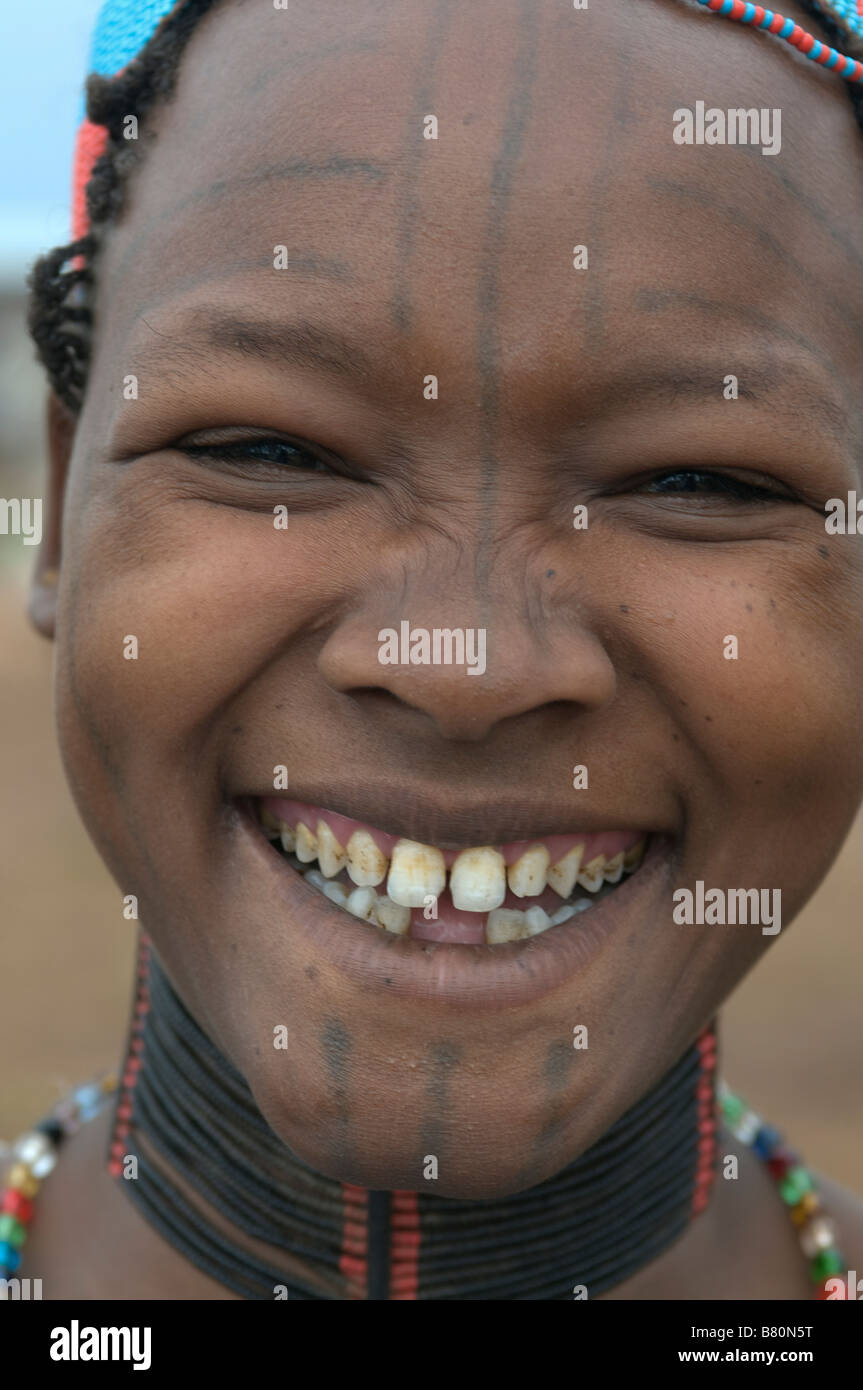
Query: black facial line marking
[
  {"left": 111, "top": 158, "right": 387, "bottom": 298},
  {"left": 418, "top": 1041, "right": 463, "bottom": 1170},
  {"left": 533, "top": 1038, "right": 578, "bottom": 1153},
  {"left": 127, "top": 252, "right": 354, "bottom": 326},
  {"left": 646, "top": 175, "right": 863, "bottom": 356},
  {"left": 390, "top": 0, "right": 454, "bottom": 334},
  {"left": 732, "top": 137, "right": 863, "bottom": 279},
  {"left": 474, "top": 0, "right": 539, "bottom": 604},
  {"left": 320, "top": 1017, "right": 355, "bottom": 1171},
  {"left": 635, "top": 287, "right": 844, "bottom": 388},
  {"left": 582, "top": 11, "right": 634, "bottom": 354}
]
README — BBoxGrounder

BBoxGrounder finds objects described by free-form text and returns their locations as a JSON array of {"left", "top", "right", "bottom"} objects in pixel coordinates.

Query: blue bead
[
  {"left": 760, "top": 11, "right": 774, "bottom": 28},
  {"left": 753, "top": 1123, "right": 782, "bottom": 1159},
  {"left": 0, "top": 1241, "right": 21, "bottom": 1271},
  {"left": 74, "top": 1083, "right": 102, "bottom": 1111},
  {"left": 720, "top": 1, "right": 735, "bottom": 14},
  {"left": 780, "top": 18, "right": 795, "bottom": 37},
  {"left": 825, "top": 49, "right": 840, "bottom": 68},
  {"left": 809, "top": 40, "right": 823, "bottom": 60},
  {"left": 742, "top": 4, "right": 756, "bottom": 22}
]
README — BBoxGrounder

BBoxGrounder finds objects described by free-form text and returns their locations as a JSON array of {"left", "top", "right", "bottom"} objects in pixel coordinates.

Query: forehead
[{"left": 91, "top": 0, "right": 863, "bottom": 424}]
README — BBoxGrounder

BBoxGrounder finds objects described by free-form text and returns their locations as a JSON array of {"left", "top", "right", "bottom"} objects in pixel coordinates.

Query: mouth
[{"left": 251, "top": 797, "right": 649, "bottom": 946}]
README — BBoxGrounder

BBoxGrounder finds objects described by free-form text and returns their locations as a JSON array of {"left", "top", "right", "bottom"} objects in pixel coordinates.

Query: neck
[{"left": 110, "top": 934, "right": 718, "bottom": 1301}]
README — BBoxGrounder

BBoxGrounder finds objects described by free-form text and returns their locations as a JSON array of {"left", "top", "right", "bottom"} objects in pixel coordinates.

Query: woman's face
[{"left": 36, "top": 0, "right": 863, "bottom": 1196}]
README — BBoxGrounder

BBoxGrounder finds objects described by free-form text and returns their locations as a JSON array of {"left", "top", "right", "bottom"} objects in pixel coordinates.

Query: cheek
[
  {"left": 55, "top": 475, "right": 364, "bottom": 768},
  {"left": 632, "top": 552, "right": 863, "bottom": 903}
]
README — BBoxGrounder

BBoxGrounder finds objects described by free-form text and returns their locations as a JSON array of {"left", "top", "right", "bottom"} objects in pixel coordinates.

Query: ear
[{"left": 28, "top": 390, "right": 76, "bottom": 639}]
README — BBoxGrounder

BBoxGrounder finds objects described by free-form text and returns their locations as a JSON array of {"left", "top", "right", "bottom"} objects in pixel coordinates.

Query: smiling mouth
[{"left": 253, "top": 797, "right": 649, "bottom": 945}]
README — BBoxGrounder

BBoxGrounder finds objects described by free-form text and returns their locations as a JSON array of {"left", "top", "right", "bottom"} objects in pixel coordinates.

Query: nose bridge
[{"left": 317, "top": 535, "right": 617, "bottom": 741}]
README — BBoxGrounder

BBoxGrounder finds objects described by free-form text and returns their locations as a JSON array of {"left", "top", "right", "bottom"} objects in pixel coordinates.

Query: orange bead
[
  {"left": 790, "top": 1191, "right": 820, "bottom": 1226},
  {"left": 6, "top": 1163, "right": 39, "bottom": 1199}
]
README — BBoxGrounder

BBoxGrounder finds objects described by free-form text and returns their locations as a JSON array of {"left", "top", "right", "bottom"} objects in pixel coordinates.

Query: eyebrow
[
  {"left": 131, "top": 308, "right": 853, "bottom": 446},
  {"left": 597, "top": 356, "right": 852, "bottom": 446},
  {"left": 134, "top": 309, "right": 372, "bottom": 380}
]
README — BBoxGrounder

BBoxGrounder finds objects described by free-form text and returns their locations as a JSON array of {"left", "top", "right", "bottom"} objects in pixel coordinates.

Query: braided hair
[
  {"left": 26, "top": 0, "right": 863, "bottom": 416},
  {"left": 27, "top": 0, "right": 220, "bottom": 414}
]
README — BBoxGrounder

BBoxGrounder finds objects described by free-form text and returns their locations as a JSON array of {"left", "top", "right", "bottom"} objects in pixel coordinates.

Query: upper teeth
[
  {"left": 450, "top": 847, "right": 507, "bottom": 912},
  {"left": 260, "top": 806, "right": 648, "bottom": 942},
  {"left": 507, "top": 843, "right": 550, "bottom": 898},
  {"left": 317, "top": 820, "right": 346, "bottom": 878},
  {"left": 267, "top": 814, "right": 647, "bottom": 905},
  {"left": 546, "top": 845, "right": 583, "bottom": 899},
  {"left": 346, "top": 829, "right": 388, "bottom": 887},
  {"left": 387, "top": 840, "right": 447, "bottom": 908}
]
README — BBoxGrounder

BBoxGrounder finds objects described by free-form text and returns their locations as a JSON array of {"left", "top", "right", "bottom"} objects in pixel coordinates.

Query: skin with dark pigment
[{"left": 23, "top": 0, "right": 863, "bottom": 1296}]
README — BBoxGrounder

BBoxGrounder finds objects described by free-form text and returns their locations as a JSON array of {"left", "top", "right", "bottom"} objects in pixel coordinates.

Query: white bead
[
  {"left": 31, "top": 1148, "right": 58, "bottom": 1178},
  {"left": 800, "top": 1216, "right": 837, "bottom": 1258},
  {"left": 13, "top": 1130, "right": 57, "bottom": 1177},
  {"left": 732, "top": 1110, "right": 760, "bottom": 1145}
]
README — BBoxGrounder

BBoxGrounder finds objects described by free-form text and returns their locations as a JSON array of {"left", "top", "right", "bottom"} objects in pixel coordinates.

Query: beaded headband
[
  {"left": 70, "top": 0, "right": 863, "bottom": 245},
  {"left": 694, "top": 0, "right": 863, "bottom": 82}
]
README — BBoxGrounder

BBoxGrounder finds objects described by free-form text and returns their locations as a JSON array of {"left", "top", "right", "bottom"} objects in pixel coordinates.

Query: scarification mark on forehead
[
  {"left": 474, "top": 0, "right": 539, "bottom": 605},
  {"left": 389, "top": 0, "right": 454, "bottom": 334},
  {"left": 652, "top": 144, "right": 863, "bottom": 277},
  {"left": 108, "top": 157, "right": 390, "bottom": 301},
  {"left": 124, "top": 252, "right": 354, "bottom": 324},
  {"left": 636, "top": 286, "right": 856, "bottom": 396}
]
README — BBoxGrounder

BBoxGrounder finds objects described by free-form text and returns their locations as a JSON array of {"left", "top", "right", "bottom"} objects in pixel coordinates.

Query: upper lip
[{"left": 241, "top": 783, "right": 665, "bottom": 849}]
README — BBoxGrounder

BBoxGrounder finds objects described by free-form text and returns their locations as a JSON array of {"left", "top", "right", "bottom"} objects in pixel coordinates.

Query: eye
[
  {"left": 638, "top": 469, "right": 794, "bottom": 503},
  {"left": 178, "top": 434, "right": 338, "bottom": 475}
]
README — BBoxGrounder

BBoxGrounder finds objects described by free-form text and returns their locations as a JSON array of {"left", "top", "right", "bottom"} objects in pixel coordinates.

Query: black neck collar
[{"left": 113, "top": 936, "right": 717, "bottom": 1300}]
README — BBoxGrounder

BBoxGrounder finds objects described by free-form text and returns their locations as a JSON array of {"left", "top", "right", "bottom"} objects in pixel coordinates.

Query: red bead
[
  {"left": 788, "top": 25, "right": 804, "bottom": 46},
  {"left": 769, "top": 14, "right": 784, "bottom": 31},
  {"left": 815, "top": 46, "right": 833, "bottom": 64},
  {"left": 799, "top": 33, "right": 815, "bottom": 53},
  {"left": 752, "top": 6, "right": 765, "bottom": 22},
  {"left": 107, "top": 1158, "right": 124, "bottom": 1178},
  {"left": 767, "top": 1151, "right": 795, "bottom": 1179},
  {"left": 1, "top": 1189, "right": 33, "bottom": 1222},
  {"left": 730, "top": 1, "right": 747, "bottom": 18}
]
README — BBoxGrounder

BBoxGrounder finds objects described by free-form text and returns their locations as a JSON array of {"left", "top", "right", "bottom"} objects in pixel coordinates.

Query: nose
[{"left": 317, "top": 581, "right": 617, "bottom": 744}]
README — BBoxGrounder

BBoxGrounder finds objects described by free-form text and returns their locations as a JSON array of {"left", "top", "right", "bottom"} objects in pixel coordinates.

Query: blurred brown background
[{"left": 0, "top": 281, "right": 861, "bottom": 1190}]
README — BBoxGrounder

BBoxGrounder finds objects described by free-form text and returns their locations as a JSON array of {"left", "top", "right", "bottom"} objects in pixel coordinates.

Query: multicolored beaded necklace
[{"left": 0, "top": 1068, "right": 850, "bottom": 1298}]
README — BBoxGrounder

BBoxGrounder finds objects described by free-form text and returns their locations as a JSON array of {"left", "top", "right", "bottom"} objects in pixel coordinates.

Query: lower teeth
[{"left": 277, "top": 846, "right": 630, "bottom": 944}]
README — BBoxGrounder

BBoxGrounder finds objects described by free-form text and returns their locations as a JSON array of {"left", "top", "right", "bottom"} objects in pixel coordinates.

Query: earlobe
[{"left": 28, "top": 390, "right": 76, "bottom": 640}]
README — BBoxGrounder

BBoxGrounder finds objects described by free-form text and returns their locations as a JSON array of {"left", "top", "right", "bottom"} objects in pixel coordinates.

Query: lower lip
[{"left": 236, "top": 805, "right": 672, "bottom": 1009}]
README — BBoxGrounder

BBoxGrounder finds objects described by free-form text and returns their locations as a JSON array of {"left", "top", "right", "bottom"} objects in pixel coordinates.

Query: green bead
[
  {"left": 810, "top": 1247, "right": 844, "bottom": 1280},
  {"left": 779, "top": 1166, "right": 814, "bottom": 1206},
  {"left": 0, "top": 1214, "right": 26, "bottom": 1248},
  {"left": 721, "top": 1092, "right": 745, "bottom": 1124}
]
